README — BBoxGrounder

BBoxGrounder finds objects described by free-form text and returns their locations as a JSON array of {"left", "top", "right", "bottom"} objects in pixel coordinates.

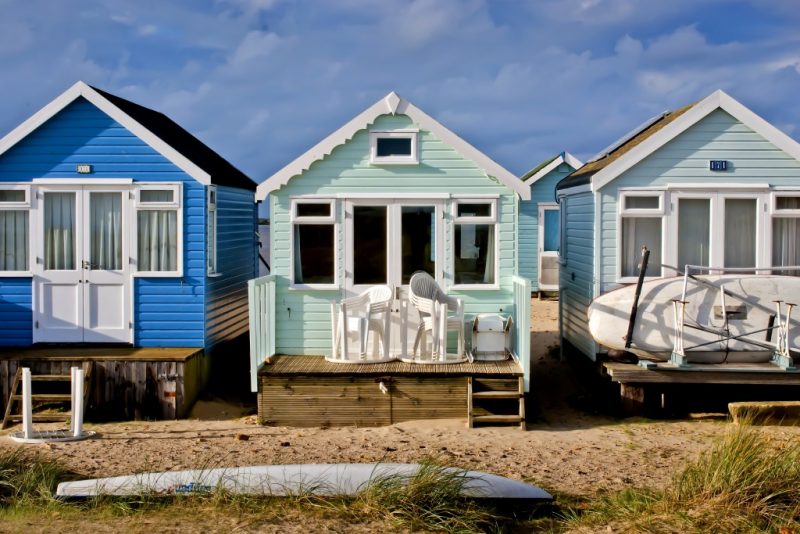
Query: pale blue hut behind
[
  {"left": 519, "top": 152, "right": 582, "bottom": 294},
  {"left": 556, "top": 90, "right": 800, "bottom": 361}
]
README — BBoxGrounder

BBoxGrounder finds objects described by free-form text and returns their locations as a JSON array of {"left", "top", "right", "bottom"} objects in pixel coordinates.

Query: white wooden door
[
  {"left": 33, "top": 186, "right": 131, "bottom": 343},
  {"left": 538, "top": 203, "right": 560, "bottom": 291},
  {"left": 344, "top": 200, "right": 443, "bottom": 357}
]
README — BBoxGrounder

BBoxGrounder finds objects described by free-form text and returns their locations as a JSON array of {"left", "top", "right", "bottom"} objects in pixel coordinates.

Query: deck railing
[
  {"left": 248, "top": 275, "right": 276, "bottom": 392},
  {"left": 512, "top": 275, "right": 532, "bottom": 392}
]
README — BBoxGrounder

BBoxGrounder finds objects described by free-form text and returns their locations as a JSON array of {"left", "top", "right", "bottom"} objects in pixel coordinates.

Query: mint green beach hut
[{"left": 248, "top": 92, "right": 533, "bottom": 427}]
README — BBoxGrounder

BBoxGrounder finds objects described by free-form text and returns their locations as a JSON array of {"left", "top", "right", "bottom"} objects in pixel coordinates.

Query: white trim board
[
  {"left": 256, "top": 92, "right": 529, "bottom": 201},
  {"left": 523, "top": 152, "right": 583, "bottom": 186},
  {"left": 0, "top": 81, "right": 211, "bottom": 186},
  {"left": 591, "top": 90, "right": 800, "bottom": 192}
]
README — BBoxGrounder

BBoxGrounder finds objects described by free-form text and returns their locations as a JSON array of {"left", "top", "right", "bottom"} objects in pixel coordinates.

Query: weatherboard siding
[
  {"left": 270, "top": 114, "right": 518, "bottom": 355},
  {"left": 205, "top": 185, "right": 257, "bottom": 347},
  {"left": 559, "top": 191, "right": 596, "bottom": 359},
  {"left": 0, "top": 98, "right": 206, "bottom": 347},
  {"left": 597, "top": 108, "right": 800, "bottom": 293},
  {"left": 519, "top": 163, "right": 572, "bottom": 288}
]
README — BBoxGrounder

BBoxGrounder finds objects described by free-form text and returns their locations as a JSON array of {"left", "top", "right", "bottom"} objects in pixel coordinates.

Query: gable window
[
  {"left": 369, "top": 130, "right": 419, "bottom": 165},
  {"left": 772, "top": 194, "right": 800, "bottom": 275},
  {"left": 452, "top": 199, "right": 496, "bottom": 287},
  {"left": 619, "top": 192, "right": 664, "bottom": 278},
  {"left": 207, "top": 186, "right": 218, "bottom": 275},
  {"left": 0, "top": 185, "right": 30, "bottom": 274},
  {"left": 135, "top": 183, "right": 181, "bottom": 276},
  {"left": 291, "top": 199, "right": 336, "bottom": 287}
]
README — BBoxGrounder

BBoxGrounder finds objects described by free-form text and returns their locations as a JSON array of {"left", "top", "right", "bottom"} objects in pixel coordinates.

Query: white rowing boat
[
  {"left": 55, "top": 463, "right": 553, "bottom": 500},
  {"left": 588, "top": 275, "right": 800, "bottom": 364}
]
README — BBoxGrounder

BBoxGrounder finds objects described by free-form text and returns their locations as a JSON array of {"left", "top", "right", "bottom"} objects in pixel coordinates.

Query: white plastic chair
[
  {"left": 329, "top": 285, "right": 394, "bottom": 362},
  {"left": 407, "top": 272, "right": 465, "bottom": 362}
]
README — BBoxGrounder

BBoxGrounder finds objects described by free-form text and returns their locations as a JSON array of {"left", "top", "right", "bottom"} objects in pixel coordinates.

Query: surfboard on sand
[
  {"left": 56, "top": 463, "right": 553, "bottom": 501},
  {"left": 588, "top": 275, "right": 800, "bottom": 363}
]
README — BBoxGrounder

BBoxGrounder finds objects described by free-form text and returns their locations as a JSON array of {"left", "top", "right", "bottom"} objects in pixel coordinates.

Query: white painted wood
[
  {"left": 33, "top": 178, "right": 133, "bottom": 185},
  {"left": 537, "top": 203, "right": 560, "bottom": 292},
  {"left": 22, "top": 368, "right": 32, "bottom": 439},
  {"left": 257, "top": 92, "right": 528, "bottom": 200},
  {"left": 589, "top": 274, "right": 800, "bottom": 362}
]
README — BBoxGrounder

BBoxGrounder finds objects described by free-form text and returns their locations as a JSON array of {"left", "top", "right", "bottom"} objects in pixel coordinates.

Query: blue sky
[{"left": 1, "top": 0, "right": 799, "bottom": 179}]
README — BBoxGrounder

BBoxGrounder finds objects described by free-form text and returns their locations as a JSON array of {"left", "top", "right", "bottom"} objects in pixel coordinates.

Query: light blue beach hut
[
  {"left": 0, "top": 82, "right": 257, "bottom": 420},
  {"left": 519, "top": 152, "right": 582, "bottom": 295},
  {"left": 556, "top": 90, "right": 800, "bottom": 363},
  {"left": 249, "top": 92, "right": 533, "bottom": 427}
]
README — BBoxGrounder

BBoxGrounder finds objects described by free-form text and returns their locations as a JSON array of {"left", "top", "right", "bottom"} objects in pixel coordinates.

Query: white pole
[
  {"left": 70, "top": 367, "right": 76, "bottom": 435},
  {"left": 73, "top": 368, "right": 84, "bottom": 438},
  {"left": 21, "top": 368, "right": 32, "bottom": 439}
]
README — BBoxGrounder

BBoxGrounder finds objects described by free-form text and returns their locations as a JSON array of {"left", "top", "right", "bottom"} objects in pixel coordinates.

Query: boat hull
[{"left": 588, "top": 275, "right": 800, "bottom": 363}]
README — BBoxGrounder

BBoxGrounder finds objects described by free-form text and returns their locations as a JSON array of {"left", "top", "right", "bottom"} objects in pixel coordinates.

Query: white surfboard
[
  {"left": 56, "top": 463, "right": 552, "bottom": 501},
  {"left": 588, "top": 275, "right": 800, "bottom": 363}
]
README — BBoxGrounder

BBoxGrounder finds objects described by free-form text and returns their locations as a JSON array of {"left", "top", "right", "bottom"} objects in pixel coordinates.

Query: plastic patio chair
[
  {"left": 329, "top": 285, "right": 394, "bottom": 362},
  {"left": 407, "top": 272, "right": 465, "bottom": 362}
]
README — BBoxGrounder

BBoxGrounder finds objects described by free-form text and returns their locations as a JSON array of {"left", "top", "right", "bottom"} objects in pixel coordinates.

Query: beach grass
[{"left": 566, "top": 421, "right": 800, "bottom": 532}]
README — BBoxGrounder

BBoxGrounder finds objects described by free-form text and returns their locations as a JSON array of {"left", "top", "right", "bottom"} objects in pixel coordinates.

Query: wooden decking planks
[
  {"left": 259, "top": 355, "right": 523, "bottom": 377},
  {"left": 604, "top": 362, "right": 800, "bottom": 385},
  {"left": 0, "top": 346, "right": 202, "bottom": 362}
]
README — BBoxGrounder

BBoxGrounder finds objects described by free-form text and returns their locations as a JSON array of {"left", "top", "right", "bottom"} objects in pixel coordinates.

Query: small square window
[
  {"left": 624, "top": 196, "right": 660, "bottom": 210},
  {"left": 0, "top": 190, "right": 26, "bottom": 203},
  {"left": 370, "top": 130, "right": 418, "bottom": 165},
  {"left": 456, "top": 203, "right": 492, "bottom": 218},
  {"left": 296, "top": 203, "right": 332, "bottom": 218},
  {"left": 141, "top": 189, "right": 174, "bottom": 203}
]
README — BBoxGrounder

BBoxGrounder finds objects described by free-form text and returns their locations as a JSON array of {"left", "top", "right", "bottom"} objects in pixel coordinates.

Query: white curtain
[
  {"left": 44, "top": 192, "right": 75, "bottom": 270},
  {"left": 0, "top": 210, "right": 28, "bottom": 271},
  {"left": 724, "top": 199, "right": 756, "bottom": 269},
  {"left": 90, "top": 192, "right": 122, "bottom": 270},
  {"left": 678, "top": 199, "right": 710, "bottom": 270},
  {"left": 621, "top": 217, "right": 662, "bottom": 277},
  {"left": 138, "top": 210, "right": 177, "bottom": 271},
  {"left": 483, "top": 225, "right": 495, "bottom": 284},
  {"left": 773, "top": 218, "right": 800, "bottom": 275}
]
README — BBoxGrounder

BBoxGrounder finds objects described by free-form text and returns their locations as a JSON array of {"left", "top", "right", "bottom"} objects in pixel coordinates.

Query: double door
[
  {"left": 33, "top": 186, "right": 131, "bottom": 343},
  {"left": 345, "top": 200, "right": 443, "bottom": 356}
]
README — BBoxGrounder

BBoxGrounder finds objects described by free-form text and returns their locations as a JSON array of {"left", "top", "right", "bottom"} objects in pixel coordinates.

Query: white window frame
[
  {"left": 133, "top": 182, "right": 183, "bottom": 278},
  {"left": 369, "top": 129, "right": 419, "bottom": 165},
  {"left": 207, "top": 186, "right": 218, "bottom": 276},
  {"left": 769, "top": 190, "right": 800, "bottom": 273},
  {"left": 450, "top": 198, "right": 499, "bottom": 290},
  {"left": 617, "top": 190, "right": 666, "bottom": 283},
  {"left": 0, "top": 184, "right": 32, "bottom": 277},
  {"left": 290, "top": 198, "right": 338, "bottom": 290}
]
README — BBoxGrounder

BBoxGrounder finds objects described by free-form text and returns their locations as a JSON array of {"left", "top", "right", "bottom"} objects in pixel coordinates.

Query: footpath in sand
[{"left": 2, "top": 299, "right": 798, "bottom": 497}]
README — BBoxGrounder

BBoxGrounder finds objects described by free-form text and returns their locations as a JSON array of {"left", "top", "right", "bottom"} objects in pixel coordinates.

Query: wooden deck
[
  {"left": 0, "top": 346, "right": 208, "bottom": 421},
  {"left": 259, "top": 355, "right": 522, "bottom": 377},
  {"left": 258, "top": 355, "right": 524, "bottom": 428}
]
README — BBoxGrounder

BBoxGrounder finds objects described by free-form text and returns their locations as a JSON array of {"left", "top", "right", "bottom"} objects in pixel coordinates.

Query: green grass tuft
[{"left": 0, "top": 449, "right": 73, "bottom": 508}]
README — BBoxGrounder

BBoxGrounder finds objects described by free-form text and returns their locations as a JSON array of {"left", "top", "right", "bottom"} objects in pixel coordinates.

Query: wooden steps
[
  {"left": 467, "top": 376, "right": 525, "bottom": 429},
  {"left": 2, "top": 364, "right": 92, "bottom": 430}
]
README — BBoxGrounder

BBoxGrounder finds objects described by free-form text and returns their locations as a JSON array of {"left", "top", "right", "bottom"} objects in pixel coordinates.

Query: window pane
[
  {"left": 44, "top": 192, "right": 76, "bottom": 270},
  {"left": 401, "top": 206, "right": 435, "bottom": 284},
  {"left": 621, "top": 217, "right": 662, "bottom": 277},
  {"left": 293, "top": 224, "right": 334, "bottom": 284},
  {"left": 140, "top": 190, "right": 174, "bottom": 203},
  {"left": 0, "top": 190, "right": 25, "bottom": 203},
  {"left": 456, "top": 203, "right": 492, "bottom": 218},
  {"left": 543, "top": 209, "right": 560, "bottom": 252},
  {"left": 776, "top": 197, "right": 800, "bottom": 210},
  {"left": 353, "top": 206, "right": 387, "bottom": 284},
  {"left": 138, "top": 210, "right": 178, "bottom": 272},
  {"left": 624, "top": 196, "right": 660, "bottom": 210},
  {"left": 376, "top": 137, "right": 412, "bottom": 157},
  {"left": 773, "top": 217, "right": 800, "bottom": 275},
  {"left": 90, "top": 192, "right": 122, "bottom": 270},
  {"left": 296, "top": 203, "right": 331, "bottom": 218},
  {"left": 678, "top": 199, "right": 710, "bottom": 271},
  {"left": 454, "top": 224, "right": 495, "bottom": 284},
  {"left": 0, "top": 211, "right": 28, "bottom": 271},
  {"left": 725, "top": 198, "right": 756, "bottom": 269}
]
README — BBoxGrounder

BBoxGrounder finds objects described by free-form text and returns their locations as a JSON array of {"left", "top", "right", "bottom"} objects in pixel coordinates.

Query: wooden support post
[
  {"left": 619, "top": 383, "right": 646, "bottom": 416},
  {"left": 21, "top": 368, "right": 32, "bottom": 439},
  {"left": 467, "top": 377, "right": 473, "bottom": 428},
  {"left": 518, "top": 376, "right": 526, "bottom": 430}
]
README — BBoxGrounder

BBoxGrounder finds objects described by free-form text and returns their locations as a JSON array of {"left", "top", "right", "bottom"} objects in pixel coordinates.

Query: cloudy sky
[{"left": 1, "top": 0, "right": 799, "bottom": 179}]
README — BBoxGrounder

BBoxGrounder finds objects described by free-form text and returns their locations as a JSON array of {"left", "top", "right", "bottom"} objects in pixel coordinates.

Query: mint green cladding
[
  {"left": 269, "top": 114, "right": 519, "bottom": 355},
  {"left": 559, "top": 108, "right": 800, "bottom": 360},
  {"left": 519, "top": 162, "right": 574, "bottom": 288}
]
